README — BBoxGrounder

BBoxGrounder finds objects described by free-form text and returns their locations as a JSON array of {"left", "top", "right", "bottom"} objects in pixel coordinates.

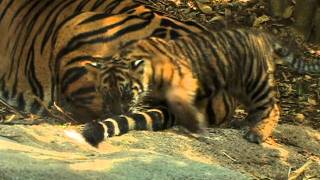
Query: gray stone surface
[
  {"left": 0, "top": 124, "right": 319, "bottom": 179},
  {"left": 0, "top": 148, "right": 249, "bottom": 180},
  {"left": 0, "top": 126, "right": 250, "bottom": 180}
]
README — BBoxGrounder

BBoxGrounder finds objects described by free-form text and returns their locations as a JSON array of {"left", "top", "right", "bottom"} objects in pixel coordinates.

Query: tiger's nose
[
  {"left": 103, "top": 90, "right": 124, "bottom": 114},
  {"left": 110, "top": 104, "right": 122, "bottom": 115}
]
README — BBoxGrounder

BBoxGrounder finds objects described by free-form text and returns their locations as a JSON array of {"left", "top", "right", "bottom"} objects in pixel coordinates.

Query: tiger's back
[{"left": 0, "top": 0, "right": 206, "bottom": 122}]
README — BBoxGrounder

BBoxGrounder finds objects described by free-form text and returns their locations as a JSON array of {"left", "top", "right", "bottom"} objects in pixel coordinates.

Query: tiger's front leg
[{"left": 60, "top": 92, "right": 104, "bottom": 124}]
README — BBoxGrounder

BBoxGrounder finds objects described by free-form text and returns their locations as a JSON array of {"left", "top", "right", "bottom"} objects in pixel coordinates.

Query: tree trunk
[
  {"left": 311, "top": 7, "right": 320, "bottom": 43},
  {"left": 269, "top": 0, "right": 320, "bottom": 44},
  {"left": 269, "top": 0, "right": 289, "bottom": 17},
  {"left": 293, "top": 0, "right": 318, "bottom": 40}
]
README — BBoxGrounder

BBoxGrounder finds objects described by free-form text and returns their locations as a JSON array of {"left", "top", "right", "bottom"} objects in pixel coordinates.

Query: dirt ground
[{"left": 0, "top": 0, "right": 319, "bottom": 179}]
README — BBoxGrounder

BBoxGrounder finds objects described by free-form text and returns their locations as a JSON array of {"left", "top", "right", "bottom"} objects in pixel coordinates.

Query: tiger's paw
[
  {"left": 82, "top": 122, "right": 105, "bottom": 147},
  {"left": 244, "top": 130, "right": 266, "bottom": 144},
  {"left": 230, "top": 119, "right": 248, "bottom": 129}
]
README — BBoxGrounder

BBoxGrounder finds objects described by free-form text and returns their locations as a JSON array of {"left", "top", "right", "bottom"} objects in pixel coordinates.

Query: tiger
[
  {"left": 0, "top": 0, "right": 206, "bottom": 144},
  {"left": 82, "top": 28, "right": 320, "bottom": 146}
]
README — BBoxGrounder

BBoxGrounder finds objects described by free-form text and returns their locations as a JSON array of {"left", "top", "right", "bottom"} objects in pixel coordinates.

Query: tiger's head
[
  {"left": 87, "top": 38, "right": 173, "bottom": 116},
  {"left": 86, "top": 50, "right": 153, "bottom": 116}
]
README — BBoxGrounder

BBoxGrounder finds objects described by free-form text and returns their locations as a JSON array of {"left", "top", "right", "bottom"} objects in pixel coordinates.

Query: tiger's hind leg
[
  {"left": 166, "top": 87, "right": 208, "bottom": 133},
  {"left": 207, "top": 90, "right": 237, "bottom": 126},
  {"left": 245, "top": 103, "right": 280, "bottom": 143},
  {"left": 242, "top": 75, "right": 280, "bottom": 143}
]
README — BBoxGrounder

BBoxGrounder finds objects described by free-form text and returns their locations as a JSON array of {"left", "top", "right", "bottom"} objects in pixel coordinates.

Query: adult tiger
[
  {"left": 83, "top": 28, "right": 320, "bottom": 145},
  {"left": 0, "top": 0, "right": 205, "bottom": 133}
]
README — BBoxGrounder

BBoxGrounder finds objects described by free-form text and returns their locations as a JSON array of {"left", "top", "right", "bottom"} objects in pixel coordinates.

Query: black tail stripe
[
  {"left": 112, "top": 116, "right": 129, "bottom": 135},
  {"left": 145, "top": 110, "right": 164, "bottom": 131},
  {"left": 104, "top": 121, "right": 115, "bottom": 137},
  {"left": 131, "top": 113, "right": 147, "bottom": 130},
  {"left": 158, "top": 107, "right": 175, "bottom": 128}
]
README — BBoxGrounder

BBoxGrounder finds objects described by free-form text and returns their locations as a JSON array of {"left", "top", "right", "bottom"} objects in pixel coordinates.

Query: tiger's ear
[
  {"left": 131, "top": 59, "right": 144, "bottom": 69},
  {"left": 130, "top": 59, "right": 145, "bottom": 74},
  {"left": 85, "top": 61, "right": 102, "bottom": 68},
  {"left": 83, "top": 61, "right": 102, "bottom": 80}
]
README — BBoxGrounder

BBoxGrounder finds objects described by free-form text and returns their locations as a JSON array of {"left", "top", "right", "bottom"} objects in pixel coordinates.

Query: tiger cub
[{"left": 84, "top": 29, "right": 320, "bottom": 144}]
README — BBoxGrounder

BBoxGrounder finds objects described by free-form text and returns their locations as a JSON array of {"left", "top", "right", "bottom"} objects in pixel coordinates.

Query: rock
[
  {"left": 0, "top": 125, "right": 250, "bottom": 180},
  {"left": 0, "top": 123, "right": 319, "bottom": 179},
  {"left": 195, "top": 2, "right": 214, "bottom": 14},
  {"left": 0, "top": 147, "right": 249, "bottom": 180}
]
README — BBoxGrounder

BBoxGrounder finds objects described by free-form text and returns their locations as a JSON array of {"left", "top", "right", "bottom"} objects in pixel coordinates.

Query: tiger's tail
[
  {"left": 273, "top": 42, "right": 320, "bottom": 74},
  {"left": 82, "top": 107, "right": 174, "bottom": 147}
]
